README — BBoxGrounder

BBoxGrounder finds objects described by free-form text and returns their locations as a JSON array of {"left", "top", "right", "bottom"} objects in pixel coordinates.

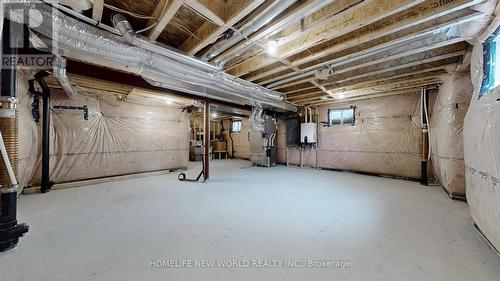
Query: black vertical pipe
[
  {"left": 35, "top": 72, "right": 52, "bottom": 193},
  {"left": 0, "top": 19, "right": 28, "bottom": 253},
  {"left": 203, "top": 101, "right": 210, "bottom": 181},
  {"left": 420, "top": 87, "right": 429, "bottom": 186}
]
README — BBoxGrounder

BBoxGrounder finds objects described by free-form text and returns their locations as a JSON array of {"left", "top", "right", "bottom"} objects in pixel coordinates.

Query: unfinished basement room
[{"left": 1, "top": 0, "right": 500, "bottom": 280}]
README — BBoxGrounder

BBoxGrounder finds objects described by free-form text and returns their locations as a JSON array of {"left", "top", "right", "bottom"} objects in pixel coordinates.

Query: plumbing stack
[{"left": 0, "top": 19, "right": 28, "bottom": 253}]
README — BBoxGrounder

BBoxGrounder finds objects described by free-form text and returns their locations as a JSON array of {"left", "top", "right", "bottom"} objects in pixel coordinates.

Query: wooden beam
[
  {"left": 248, "top": 9, "right": 481, "bottom": 83},
  {"left": 179, "top": 0, "right": 265, "bottom": 55},
  {"left": 268, "top": 40, "right": 467, "bottom": 88},
  {"left": 323, "top": 63, "right": 457, "bottom": 90},
  {"left": 272, "top": 49, "right": 464, "bottom": 90},
  {"left": 228, "top": 0, "right": 425, "bottom": 77},
  {"left": 329, "top": 72, "right": 447, "bottom": 92},
  {"left": 323, "top": 51, "right": 465, "bottom": 85},
  {"left": 91, "top": 0, "right": 104, "bottom": 22},
  {"left": 147, "top": 0, "right": 185, "bottom": 41},
  {"left": 258, "top": 34, "right": 468, "bottom": 85},
  {"left": 184, "top": 0, "right": 225, "bottom": 26},
  {"left": 230, "top": 0, "right": 481, "bottom": 79},
  {"left": 217, "top": 0, "right": 355, "bottom": 61},
  {"left": 305, "top": 89, "right": 424, "bottom": 106}
]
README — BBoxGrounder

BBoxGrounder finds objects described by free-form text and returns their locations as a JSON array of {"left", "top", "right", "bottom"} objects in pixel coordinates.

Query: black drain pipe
[
  {"left": 35, "top": 71, "right": 53, "bottom": 193},
  {"left": 0, "top": 19, "right": 29, "bottom": 253},
  {"left": 420, "top": 87, "right": 429, "bottom": 186}
]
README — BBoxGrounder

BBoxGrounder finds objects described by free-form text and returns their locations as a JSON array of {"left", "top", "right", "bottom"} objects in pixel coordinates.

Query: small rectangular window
[
  {"left": 480, "top": 26, "right": 500, "bottom": 97},
  {"left": 328, "top": 107, "right": 355, "bottom": 126},
  {"left": 231, "top": 120, "right": 242, "bottom": 133}
]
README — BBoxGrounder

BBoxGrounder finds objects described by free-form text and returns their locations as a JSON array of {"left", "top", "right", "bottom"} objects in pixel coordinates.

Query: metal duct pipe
[
  {"left": 111, "top": 14, "right": 220, "bottom": 73},
  {"left": 4, "top": 3, "right": 289, "bottom": 109},
  {"left": 53, "top": 56, "right": 78, "bottom": 98},
  {"left": 201, "top": 0, "right": 297, "bottom": 61},
  {"left": 249, "top": 103, "right": 265, "bottom": 133}
]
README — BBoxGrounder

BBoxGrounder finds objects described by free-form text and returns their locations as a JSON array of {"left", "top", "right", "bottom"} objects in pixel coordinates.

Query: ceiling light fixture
[{"left": 266, "top": 40, "right": 278, "bottom": 57}]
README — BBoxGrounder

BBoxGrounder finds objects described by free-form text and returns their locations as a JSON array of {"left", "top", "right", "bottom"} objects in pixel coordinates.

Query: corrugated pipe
[
  {"left": 4, "top": 2, "right": 286, "bottom": 107},
  {"left": 201, "top": 0, "right": 297, "bottom": 62},
  {"left": 249, "top": 102, "right": 265, "bottom": 133},
  {"left": 53, "top": 56, "right": 78, "bottom": 98}
]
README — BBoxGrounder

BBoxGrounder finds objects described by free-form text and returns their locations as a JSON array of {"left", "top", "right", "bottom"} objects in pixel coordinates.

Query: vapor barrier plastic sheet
[
  {"left": 278, "top": 93, "right": 422, "bottom": 178},
  {"left": 18, "top": 73, "right": 189, "bottom": 190},
  {"left": 465, "top": 13, "right": 500, "bottom": 252},
  {"left": 430, "top": 72, "right": 473, "bottom": 196}
]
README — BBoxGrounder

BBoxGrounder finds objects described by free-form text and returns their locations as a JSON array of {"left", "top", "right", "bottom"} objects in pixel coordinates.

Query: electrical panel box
[{"left": 300, "top": 122, "right": 317, "bottom": 143}]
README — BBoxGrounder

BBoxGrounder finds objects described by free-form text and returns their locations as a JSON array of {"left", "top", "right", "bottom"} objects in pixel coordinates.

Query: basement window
[
  {"left": 328, "top": 107, "right": 356, "bottom": 126},
  {"left": 231, "top": 120, "right": 242, "bottom": 133},
  {"left": 480, "top": 26, "right": 500, "bottom": 97}
]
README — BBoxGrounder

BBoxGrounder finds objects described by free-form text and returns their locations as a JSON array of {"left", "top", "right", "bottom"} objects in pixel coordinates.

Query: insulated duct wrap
[
  {"left": 464, "top": 12, "right": 500, "bottom": 252},
  {"left": 53, "top": 57, "right": 78, "bottom": 98},
  {"left": 3, "top": 3, "right": 289, "bottom": 110},
  {"left": 430, "top": 72, "right": 473, "bottom": 197},
  {"left": 249, "top": 103, "right": 265, "bottom": 133},
  {"left": 277, "top": 93, "right": 422, "bottom": 178}
]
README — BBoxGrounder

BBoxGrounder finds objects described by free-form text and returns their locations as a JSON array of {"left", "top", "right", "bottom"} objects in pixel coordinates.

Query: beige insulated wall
[
  {"left": 430, "top": 72, "right": 473, "bottom": 198},
  {"left": 223, "top": 118, "right": 251, "bottom": 159},
  {"left": 278, "top": 93, "right": 422, "bottom": 178},
  {"left": 18, "top": 72, "right": 189, "bottom": 188},
  {"left": 464, "top": 15, "right": 500, "bottom": 252}
]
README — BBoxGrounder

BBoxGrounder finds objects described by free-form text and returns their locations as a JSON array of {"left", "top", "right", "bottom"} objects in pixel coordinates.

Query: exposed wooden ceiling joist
[
  {"left": 270, "top": 41, "right": 467, "bottom": 89},
  {"left": 147, "top": 0, "right": 185, "bottom": 41},
  {"left": 227, "top": 0, "right": 426, "bottom": 77},
  {"left": 184, "top": 0, "right": 225, "bottom": 26},
  {"left": 259, "top": 35, "right": 468, "bottom": 86},
  {"left": 217, "top": 0, "right": 361, "bottom": 63},
  {"left": 290, "top": 76, "right": 443, "bottom": 103},
  {"left": 304, "top": 88, "right": 426, "bottom": 106},
  {"left": 179, "top": 0, "right": 265, "bottom": 55},
  {"left": 232, "top": 0, "right": 482, "bottom": 91},
  {"left": 91, "top": 0, "right": 104, "bottom": 22}
]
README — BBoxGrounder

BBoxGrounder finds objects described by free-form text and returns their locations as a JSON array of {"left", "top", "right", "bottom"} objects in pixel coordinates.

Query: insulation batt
[
  {"left": 464, "top": 12, "right": 500, "bottom": 252},
  {"left": 277, "top": 93, "right": 422, "bottom": 178},
  {"left": 430, "top": 72, "right": 473, "bottom": 197},
  {"left": 17, "top": 72, "right": 189, "bottom": 189}
]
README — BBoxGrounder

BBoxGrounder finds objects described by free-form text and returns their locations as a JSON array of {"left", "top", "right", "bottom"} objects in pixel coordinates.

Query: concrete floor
[{"left": 2, "top": 160, "right": 500, "bottom": 281}]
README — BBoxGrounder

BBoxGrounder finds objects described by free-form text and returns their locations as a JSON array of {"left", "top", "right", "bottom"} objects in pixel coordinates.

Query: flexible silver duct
[
  {"left": 111, "top": 14, "right": 220, "bottom": 73},
  {"left": 109, "top": 14, "right": 285, "bottom": 103},
  {"left": 249, "top": 102, "right": 265, "bottom": 133},
  {"left": 53, "top": 56, "right": 79, "bottom": 98},
  {"left": 4, "top": 2, "right": 291, "bottom": 109},
  {"left": 201, "top": 0, "right": 297, "bottom": 62}
]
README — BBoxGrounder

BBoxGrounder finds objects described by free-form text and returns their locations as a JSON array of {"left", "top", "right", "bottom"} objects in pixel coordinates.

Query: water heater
[{"left": 301, "top": 122, "right": 317, "bottom": 143}]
